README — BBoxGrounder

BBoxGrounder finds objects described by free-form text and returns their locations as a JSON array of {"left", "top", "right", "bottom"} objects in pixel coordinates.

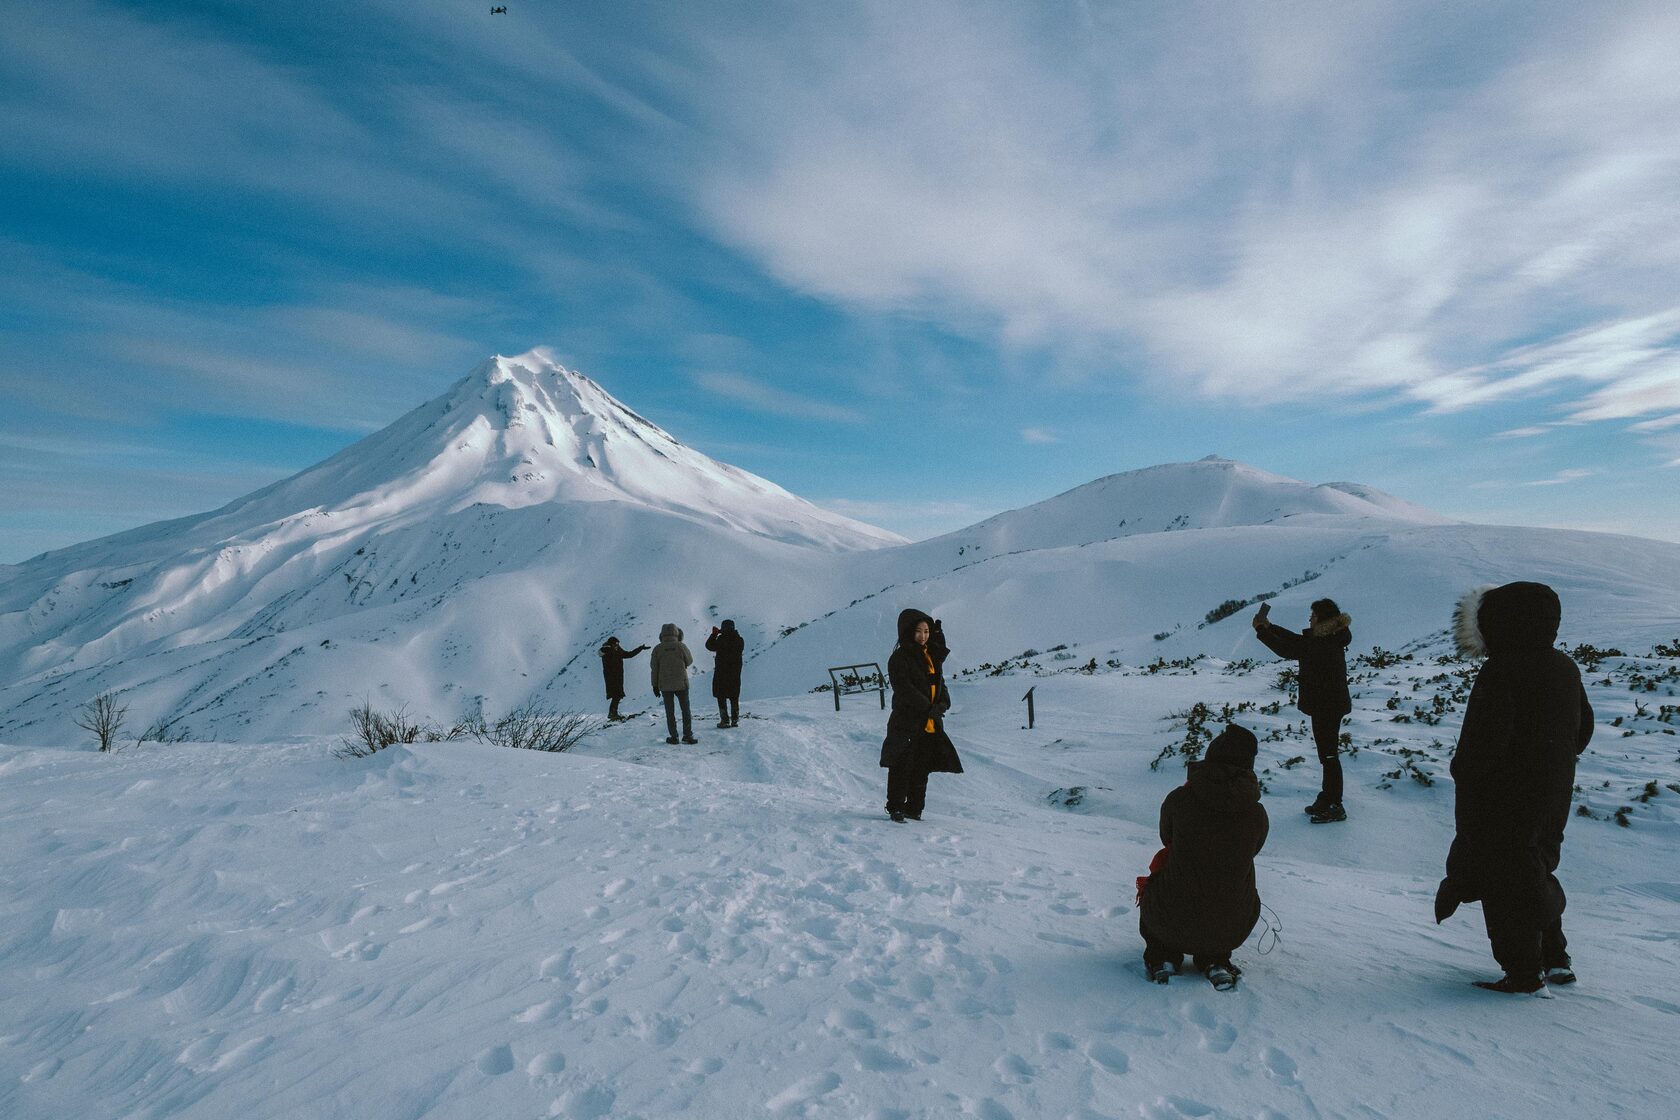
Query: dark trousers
[
  {"left": 663, "top": 690, "right": 693, "bottom": 740},
  {"left": 608, "top": 697, "right": 621, "bottom": 719},
  {"left": 1311, "top": 714, "right": 1344, "bottom": 803},
  {"left": 885, "top": 766, "right": 929, "bottom": 817},
  {"left": 717, "top": 693, "right": 739, "bottom": 722},
  {"left": 1483, "top": 876, "right": 1570, "bottom": 977},
  {"left": 1141, "top": 919, "right": 1230, "bottom": 972}
]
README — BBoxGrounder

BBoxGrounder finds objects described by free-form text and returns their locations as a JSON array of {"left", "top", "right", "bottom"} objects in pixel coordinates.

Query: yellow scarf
[{"left": 923, "top": 646, "right": 938, "bottom": 733}]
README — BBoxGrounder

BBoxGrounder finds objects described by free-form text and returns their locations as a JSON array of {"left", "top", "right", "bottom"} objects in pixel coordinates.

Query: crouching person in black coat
[
  {"left": 880, "top": 609, "right": 963, "bottom": 822},
  {"left": 1435, "top": 581, "right": 1594, "bottom": 995},
  {"left": 1138, "top": 725, "right": 1269, "bottom": 990}
]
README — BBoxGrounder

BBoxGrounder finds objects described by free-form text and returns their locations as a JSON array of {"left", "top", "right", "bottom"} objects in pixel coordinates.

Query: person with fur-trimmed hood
[
  {"left": 598, "top": 636, "right": 649, "bottom": 721},
  {"left": 1435, "top": 581, "right": 1594, "bottom": 995},
  {"left": 705, "top": 619, "right": 745, "bottom": 728},
  {"left": 650, "top": 623, "right": 697, "bottom": 745},
  {"left": 1138, "top": 724, "right": 1269, "bottom": 991},
  {"left": 1252, "top": 598, "right": 1353, "bottom": 823},
  {"left": 880, "top": 609, "right": 963, "bottom": 822}
]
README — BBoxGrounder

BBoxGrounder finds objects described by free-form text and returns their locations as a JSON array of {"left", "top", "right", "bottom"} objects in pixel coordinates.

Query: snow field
[{"left": 3, "top": 657, "right": 1679, "bottom": 1119}]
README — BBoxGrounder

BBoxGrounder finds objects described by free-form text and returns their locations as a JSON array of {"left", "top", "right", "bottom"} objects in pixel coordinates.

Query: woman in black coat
[
  {"left": 1435, "top": 581, "right": 1594, "bottom": 994},
  {"left": 1139, "top": 724, "right": 1269, "bottom": 990},
  {"left": 880, "top": 608, "right": 963, "bottom": 822},
  {"left": 598, "top": 636, "right": 648, "bottom": 720},
  {"left": 1252, "top": 598, "right": 1353, "bottom": 822},
  {"left": 705, "top": 619, "right": 745, "bottom": 728}
]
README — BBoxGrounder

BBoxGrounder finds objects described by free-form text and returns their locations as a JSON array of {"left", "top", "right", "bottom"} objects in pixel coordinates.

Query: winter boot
[
  {"left": 1145, "top": 961, "right": 1173, "bottom": 984},
  {"left": 889, "top": 810, "right": 907, "bottom": 823},
  {"left": 1204, "top": 963, "right": 1240, "bottom": 992},
  {"left": 666, "top": 736, "right": 679, "bottom": 745},
  {"left": 1473, "top": 973, "right": 1550, "bottom": 996},
  {"left": 1544, "top": 966, "right": 1577, "bottom": 986},
  {"left": 1308, "top": 802, "right": 1347, "bottom": 824},
  {"left": 717, "top": 721, "right": 732, "bottom": 729},
  {"left": 682, "top": 735, "right": 698, "bottom": 745},
  {"left": 1303, "top": 794, "right": 1330, "bottom": 815}
]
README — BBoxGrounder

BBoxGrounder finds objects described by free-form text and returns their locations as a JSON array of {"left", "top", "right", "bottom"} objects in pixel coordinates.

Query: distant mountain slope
[{"left": 924, "top": 455, "right": 1450, "bottom": 561}]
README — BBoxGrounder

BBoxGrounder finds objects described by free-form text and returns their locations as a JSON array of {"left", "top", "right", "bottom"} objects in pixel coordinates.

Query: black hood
[
  {"left": 897, "top": 608, "right": 933, "bottom": 649},
  {"left": 1186, "top": 759, "right": 1263, "bottom": 815},
  {"left": 1478, "top": 581, "right": 1562, "bottom": 657},
  {"left": 721, "top": 619, "right": 736, "bottom": 632}
]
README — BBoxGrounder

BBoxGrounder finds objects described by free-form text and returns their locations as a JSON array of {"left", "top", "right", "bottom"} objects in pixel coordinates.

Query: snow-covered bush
[
  {"left": 479, "top": 701, "right": 595, "bottom": 753},
  {"left": 337, "top": 701, "right": 424, "bottom": 759}
]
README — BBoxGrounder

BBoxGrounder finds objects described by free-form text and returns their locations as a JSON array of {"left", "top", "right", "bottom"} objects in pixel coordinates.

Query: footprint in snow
[
  {"left": 1140, "top": 1095, "right": 1216, "bottom": 1119},
  {"left": 1086, "top": 1039, "right": 1130, "bottom": 1074},
  {"left": 1261, "top": 1045, "right": 1299, "bottom": 1086},
  {"left": 992, "top": 1052, "right": 1034, "bottom": 1083},
  {"left": 526, "top": 1050, "right": 566, "bottom": 1077},
  {"left": 1185, "top": 1003, "right": 1237, "bottom": 1054},
  {"left": 476, "top": 1043, "right": 514, "bottom": 1075},
  {"left": 767, "top": 1071, "right": 841, "bottom": 1113}
]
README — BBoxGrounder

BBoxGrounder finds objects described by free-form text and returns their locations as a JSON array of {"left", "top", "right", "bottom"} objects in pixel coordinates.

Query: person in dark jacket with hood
[
  {"left": 1139, "top": 724, "right": 1270, "bottom": 990},
  {"left": 1252, "top": 598, "right": 1353, "bottom": 823},
  {"left": 705, "top": 620, "right": 745, "bottom": 729},
  {"left": 598, "top": 636, "right": 649, "bottom": 721},
  {"left": 1435, "top": 581, "right": 1594, "bottom": 995},
  {"left": 880, "top": 609, "right": 963, "bottom": 822}
]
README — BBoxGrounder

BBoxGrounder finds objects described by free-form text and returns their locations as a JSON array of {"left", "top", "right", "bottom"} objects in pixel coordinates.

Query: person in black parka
[
  {"left": 706, "top": 619, "right": 745, "bottom": 728},
  {"left": 1252, "top": 598, "right": 1353, "bottom": 822},
  {"left": 1435, "top": 581, "right": 1594, "bottom": 994},
  {"left": 880, "top": 608, "right": 963, "bottom": 822},
  {"left": 598, "top": 636, "right": 649, "bottom": 720},
  {"left": 1139, "top": 724, "right": 1269, "bottom": 989}
]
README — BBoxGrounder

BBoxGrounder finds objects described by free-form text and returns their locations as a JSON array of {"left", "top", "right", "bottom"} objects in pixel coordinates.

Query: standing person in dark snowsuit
[
  {"left": 598, "top": 636, "right": 649, "bottom": 721},
  {"left": 706, "top": 620, "right": 745, "bottom": 729},
  {"left": 1138, "top": 724, "right": 1270, "bottom": 990},
  {"left": 880, "top": 609, "right": 963, "bottom": 823},
  {"left": 1252, "top": 598, "right": 1353, "bottom": 823},
  {"left": 1434, "top": 582, "right": 1594, "bottom": 995},
  {"left": 650, "top": 623, "right": 697, "bottom": 745}
]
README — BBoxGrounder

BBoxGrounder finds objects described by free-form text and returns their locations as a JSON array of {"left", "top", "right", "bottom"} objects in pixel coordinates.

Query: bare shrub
[
  {"left": 75, "top": 693, "right": 128, "bottom": 752},
  {"left": 336, "top": 700, "right": 424, "bottom": 759},
  {"left": 481, "top": 701, "right": 596, "bottom": 753},
  {"left": 133, "top": 715, "right": 190, "bottom": 749}
]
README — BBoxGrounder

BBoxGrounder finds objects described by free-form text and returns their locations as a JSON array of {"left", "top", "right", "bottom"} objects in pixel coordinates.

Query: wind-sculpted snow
[{"left": 3, "top": 659, "right": 1677, "bottom": 1118}]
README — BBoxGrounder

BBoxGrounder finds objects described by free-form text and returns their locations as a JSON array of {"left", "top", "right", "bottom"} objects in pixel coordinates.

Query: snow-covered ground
[{"left": 6, "top": 647, "right": 1678, "bottom": 1119}]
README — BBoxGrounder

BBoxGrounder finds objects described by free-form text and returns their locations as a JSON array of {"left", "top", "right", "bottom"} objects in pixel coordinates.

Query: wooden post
[{"left": 1022, "top": 685, "right": 1035, "bottom": 729}]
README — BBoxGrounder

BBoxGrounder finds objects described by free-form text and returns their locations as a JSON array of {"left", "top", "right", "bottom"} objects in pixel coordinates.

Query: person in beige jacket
[{"left": 650, "top": 622, "right": 697, "bottom": 744}]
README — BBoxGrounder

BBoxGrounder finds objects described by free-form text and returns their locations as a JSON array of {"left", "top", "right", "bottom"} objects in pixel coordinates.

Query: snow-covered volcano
[{"left": 0, "top": 351, "right": 898, "bottom": 740}]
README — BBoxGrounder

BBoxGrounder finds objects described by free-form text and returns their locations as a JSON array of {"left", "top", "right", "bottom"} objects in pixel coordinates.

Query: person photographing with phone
[
  {"left": 1252, "top": 598, "right": 1353, "bottom": 823},
  {"left": 705, "top": 619, "right": 744, "bottom": 729}
]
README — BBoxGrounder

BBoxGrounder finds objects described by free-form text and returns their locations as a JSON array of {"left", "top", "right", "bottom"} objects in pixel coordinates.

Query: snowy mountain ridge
[{"left": 1, "top": 351, "right": 1678, "bottom": 742}]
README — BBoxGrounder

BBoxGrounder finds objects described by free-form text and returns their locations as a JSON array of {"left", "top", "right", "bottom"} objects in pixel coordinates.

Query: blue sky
[{"left": 3, "top": 0, "right": 1678, "bottom": 563}]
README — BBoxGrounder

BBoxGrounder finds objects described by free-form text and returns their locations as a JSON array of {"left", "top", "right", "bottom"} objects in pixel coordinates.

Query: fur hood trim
[
  {"left": 1452, "top": 586, "right": 1496, "bottom": 658},
  {"left": 1310, "top": 612, "right": 1352, "bottom": 638}
]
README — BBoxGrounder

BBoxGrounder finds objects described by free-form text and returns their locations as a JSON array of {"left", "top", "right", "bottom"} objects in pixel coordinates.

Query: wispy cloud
[
  {"left": 1020, "top": 427, "right": 1059, "bottom": 444},
  {"left": 1523, "top": 468, "right": 1595, "bottom": 487},
  {"left": 681, "top": 1, "right": 1680, "bottom": 423},
  {"left": 693, "top": 372, "right": 865, "bottom": 423},
  {"left": 1496, "top": 426, "right": 1554, "bottom": 439}
]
